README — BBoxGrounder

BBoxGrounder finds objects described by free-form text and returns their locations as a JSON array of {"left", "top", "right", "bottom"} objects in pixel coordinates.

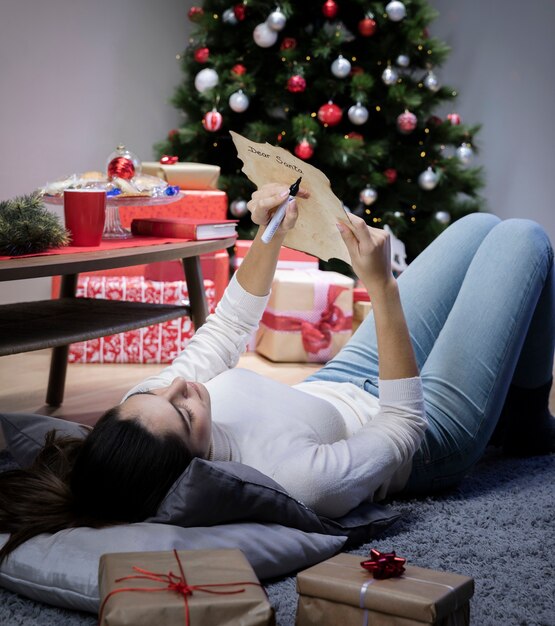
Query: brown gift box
[
  {"left": 296, "top": 553, "right": 474, "bottom": 626},
  {"left": 141, "top": 161, "right": 220, "bottom": 190},
  {"left": 98, "top": 549, "right": 275, "bottom": 626},
  {"left": 256, "top": 269, "right": 354, "bottom": 363},
  {"left": 352, "top": 301, "right": 373, "bottom": 333}
]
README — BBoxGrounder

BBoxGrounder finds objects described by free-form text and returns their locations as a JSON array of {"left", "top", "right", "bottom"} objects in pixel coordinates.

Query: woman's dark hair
[{"left": 0, "top": 405, "right": 193, "bottom": 563}]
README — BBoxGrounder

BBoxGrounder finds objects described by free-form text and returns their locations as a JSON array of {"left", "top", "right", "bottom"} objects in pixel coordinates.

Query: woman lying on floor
[{"left": 1, "top": 183, "right": 554, "bottom": 562}]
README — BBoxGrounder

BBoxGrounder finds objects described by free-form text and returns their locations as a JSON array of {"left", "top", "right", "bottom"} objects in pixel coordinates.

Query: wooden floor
[{"left": 0, "top": 350, "right": 322, "bottom": 427}]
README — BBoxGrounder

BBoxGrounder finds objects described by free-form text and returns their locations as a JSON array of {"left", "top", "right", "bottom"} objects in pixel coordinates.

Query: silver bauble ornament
[
  {"left": 359, "top": 186, "right": 378, "bottom": 206},
  {"left": 382, "top": 65, "right": 399, "bottom": 85},
  {"left": 253, "top": 22, "right": 278, "bottom": 47},
  {"left": 418, "top": 167, "right": 439, "bottom": 190},
  {"left": 348, "top": 102, "right": 369, "bottom": 125},
  {"left": 230, "top": 198, "right": 249, "bottom": 218},
  {"left": 424, "top": 71, "right": 440, "bottom": 92},
  {"left": 229, "top": 89, "right": 249, "bottom": 113},
  {"left": 434, "top": 210, "right": 451, "bottom": 225},
  {"left": 267, "top": 9, "right": 287, "bottom": 31},
  {"left": 194, "top": 68, "right": 219, "bottom": 93},
  {"left": 456, "top": 143, "right": 474, "bottom": 165},
  {"left": 396, "top": 54, "right": 410, "bottom": 67},
  {"left": 394, "top": 211, "right": 403, "bottom": 218},
  {"left": 222, "top": 8, "right": 238, "bottom": 24},
  {"left": 331, "top": 55, "right": 351, "bottom": 78},
  {"left": 385, "top": 0, "right": 406, "bottom": 21}
]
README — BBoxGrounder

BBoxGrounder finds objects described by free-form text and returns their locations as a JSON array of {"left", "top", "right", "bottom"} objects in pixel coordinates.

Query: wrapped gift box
[
  {"left": 68, "top": 276, "right": 215, "bottom": 364},
  {"left": 233, "top": 240, "right": 319, "bottom": 271},
  {"left": 256, "top": 269, "right": 354, "bottom": 363},
  {"left": 352, "top": 288, "right": 372, "bottom": 333},
  {"left": 99, "top": 549, "right": 274, "bottom": 626},
  {"left": 141, "top": 161, "right": 220, "bottom": 189},
  {"left": 296, "top": 553, "right": 474, "bottom": 626}
]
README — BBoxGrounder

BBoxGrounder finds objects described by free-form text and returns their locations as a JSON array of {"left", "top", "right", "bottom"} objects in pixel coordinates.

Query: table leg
[
  {"left": 182, "top": 256, "right": 208, "bottom": 329},
  {"left": 46, "top": 273, "right": 78, "bottom": 407}
]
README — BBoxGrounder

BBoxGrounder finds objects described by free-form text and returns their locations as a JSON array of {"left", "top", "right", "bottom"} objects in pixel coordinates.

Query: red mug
[{"left": 63, "top": 189, "right": 107, "bottom": 246}]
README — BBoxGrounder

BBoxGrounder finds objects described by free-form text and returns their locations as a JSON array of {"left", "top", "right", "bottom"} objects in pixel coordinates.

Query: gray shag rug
[{"left": 0, "top": 448, "right": 553, "bottom": 626}]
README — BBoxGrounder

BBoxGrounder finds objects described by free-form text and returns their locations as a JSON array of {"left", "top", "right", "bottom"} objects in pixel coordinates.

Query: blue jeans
[{"left": 305, "top": 214, "right": 555, "bottom": 494}]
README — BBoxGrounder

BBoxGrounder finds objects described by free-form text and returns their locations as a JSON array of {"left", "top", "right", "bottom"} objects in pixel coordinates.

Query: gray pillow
[{"left": 0, "top": 523, "right": 345, "bottom": 613}]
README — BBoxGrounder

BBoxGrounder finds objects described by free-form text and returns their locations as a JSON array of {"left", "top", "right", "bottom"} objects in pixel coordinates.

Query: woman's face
[{"left": 119, "top": 377, "right": 212, "bottom": 458}]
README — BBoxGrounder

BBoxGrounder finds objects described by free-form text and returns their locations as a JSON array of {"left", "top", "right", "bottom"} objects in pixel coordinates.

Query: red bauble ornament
[
  {"left": 397, "top": 110, "right": 417, "bottom": 134},
  {"left": 350, "top": 66, "right": 364, "bottom": 76},
  {"left": 358, "top": 17, "right": 377, "bottom": 36},
  {"left": 231, "top": 63, "right": 246, "bottom": 76},
  {"left": 384, "top": 168, "right": 398, "bottom": 184},
  {"left": 280, "top": 37, "right": 297, "bottom": 50},
  {"left": 322, "top": 0, "right": 338, "bottom": 19},
  {"left": 188, "top": 6, "right": 204, "bottom": 22},
  {"left": 447, "top": 113, "right": 461, "bottom": 125},
  {"left": 194, "top": 47, "right": 210, "bottom": 63},
  {"left": 346, "top": 132, "right": 364, "bottom": 141},
  {"left": 233, "top": 3, "right": 246, "bottom": 21},
  {"left": 287, "top": 75, "right": 306, "bottom": 93},
  {"left": 160, "top": 155, "right": 178, "bottom": 165},
  {"left": 294, "top": 139, "right": 314, "bottom": 160},
  {"left": 203, "top": 109, "right": 223, "bottom": 132},
  {"left": 427, "top": 115, "right": 443, "bottom": 127},
  {"left": 317, "top": 102, "right": 343, "bottom": 126},
  {"left": 107, "top": 157, "right": 135, "bottom": 180}
]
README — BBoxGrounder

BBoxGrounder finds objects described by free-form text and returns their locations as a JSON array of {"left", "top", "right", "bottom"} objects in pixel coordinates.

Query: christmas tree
[{"left": 156, "top": 0, "right": 484, "bottom": 261}]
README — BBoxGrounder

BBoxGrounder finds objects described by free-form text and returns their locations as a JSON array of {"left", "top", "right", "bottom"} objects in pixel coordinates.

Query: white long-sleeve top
[{"left": 124, "top": 274, "right": 427, "bottom": 518}]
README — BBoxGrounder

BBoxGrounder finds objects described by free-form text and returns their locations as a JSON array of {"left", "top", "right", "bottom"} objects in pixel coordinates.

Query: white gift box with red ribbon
[
  {"left": 255, "top": 269, "right": 354, "bottom": 363},
  {"left": 68, "top": 276, "right": 215, "bottom": 364}
]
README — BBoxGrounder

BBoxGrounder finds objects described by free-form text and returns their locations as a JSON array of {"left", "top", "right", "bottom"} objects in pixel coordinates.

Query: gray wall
[{"left": 1, "top": 0, "right": 554, "bottom": 305}]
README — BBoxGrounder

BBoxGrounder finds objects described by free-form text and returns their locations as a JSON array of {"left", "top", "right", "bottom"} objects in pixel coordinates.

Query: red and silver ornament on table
[
  {"left": 203, "top": 109, "right": 223, "bottom": 132},
  {"left": 106, "top": 145, "right": 141, "bottom": 180}
]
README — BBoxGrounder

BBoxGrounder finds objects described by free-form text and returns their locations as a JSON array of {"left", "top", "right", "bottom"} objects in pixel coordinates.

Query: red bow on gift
[
  {"left": 360, "top": 548, "right": 406, "bottom": 579},
  {"left": 98, "top": 549, "right": 261, "bottom": 626},
  {"left": 160, "top": 155, "right": 179, "bottom": 165},
  {"left": 261, "top": 284, "right": 351, "bottom": 354}
]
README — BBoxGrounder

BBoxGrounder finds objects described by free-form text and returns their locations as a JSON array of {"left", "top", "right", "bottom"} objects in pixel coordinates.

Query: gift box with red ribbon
[
  {"left": 98, "top": 549, "right": 274, "bottom": 626},
  {"left": 255, "top": 269, "right": 354, "bottom": 363},
  {"left": 68, "top": 276, "right": 215, "bottom": 364},
  {"left": 296, "top": 551, "right": 474, "bottom": 626}
]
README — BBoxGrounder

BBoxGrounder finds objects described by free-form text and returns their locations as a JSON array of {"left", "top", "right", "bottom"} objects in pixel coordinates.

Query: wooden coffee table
[{"left": 0, "top": 238, "right": 236, "bottom": 406}]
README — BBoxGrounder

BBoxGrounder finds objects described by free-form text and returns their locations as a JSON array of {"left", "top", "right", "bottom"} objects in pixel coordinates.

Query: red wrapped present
[
  {"left": 256, "top": 269, "right": 354, "bottom": 363},
  {"left": 233, "top": 240, "right": 319, "bottom": 271},
  {"left": 68, "top": 275, "right": 215, "bottom": 364}
]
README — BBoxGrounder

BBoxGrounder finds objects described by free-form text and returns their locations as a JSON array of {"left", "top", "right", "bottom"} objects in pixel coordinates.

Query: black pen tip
[{"left": 290, "top": 177, "right": 302, "bottom": 196}]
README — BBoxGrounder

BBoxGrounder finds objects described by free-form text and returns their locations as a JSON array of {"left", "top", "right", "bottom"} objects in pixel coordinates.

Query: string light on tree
[
  {"left": 397, "top": 110, "right": 417, "bottom": 134},
  {"left": 418, "top": 167, "right": 439, "bottom": 190},
  {"left": 194, "top": 68, "right": 219, "bottom": 92},
  {"left": 253, "top": 22, "right": 278, "bottom": 47},
  {"left": 348, "top": 102, "right": 369, "bottom": 125},
  {"left": 229, "top": 89, "right": 250, "bottom": 112},
  {"left": 456, "top": 142, "right": 474, "bottom": 164},
  {"left": 359, "top": 186, "right": 378, "bottom": 205},
  {"left": 385, "top": 0, "right": 407, "bottom": 21},
  {"left": 230, "top": 198, "right": 249, "bottom": 218},
  {"left": 202, "top": 108, "right": 223, "bottom": 132},
  {"left": 267, "top": 8, "right": 287, "bottom": 31},
  {"left": 382, "top": 65, "right": 399, "bottom": 85},
  {"left": 331, "top": 55, "right": 351, "bottom": 78}
]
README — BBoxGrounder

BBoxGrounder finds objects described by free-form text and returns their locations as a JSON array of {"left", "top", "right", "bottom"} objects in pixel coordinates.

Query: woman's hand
[
  {"left": 247, "top": 183, "right": 310, "bottom": 237},
  {"left": 336, "top": 214, "right": 394, "bottom": 297}
]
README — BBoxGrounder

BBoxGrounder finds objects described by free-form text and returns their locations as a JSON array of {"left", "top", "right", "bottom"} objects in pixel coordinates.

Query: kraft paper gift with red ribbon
[
  {"left": 255, "top": 269, "right": 354, "bottom": 363},
  {"left": 68, "top": 276, "right": 215, "bottom": 364},
  {"left": 98, "top": 549, "right": 275, "bottom": 626},
  {"left": 296, "top": 552, "right": 474, "bottom": 626}
]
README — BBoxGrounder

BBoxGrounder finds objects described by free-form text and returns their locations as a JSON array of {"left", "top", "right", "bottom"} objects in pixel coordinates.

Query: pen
[{"left": 261, "top": 177, "right": 302, "bottom": 244}]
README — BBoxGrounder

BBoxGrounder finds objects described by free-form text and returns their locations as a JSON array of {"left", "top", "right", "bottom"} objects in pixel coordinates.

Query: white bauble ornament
[
  {"left": 222, "top": 8, "right": 238, "bottom": 24},
  {"left": 434, "top": 210, "right": 451, "bottom": 225},
  {"left": 418, "top": 167, "right": 439, "bottom": 190},
  {"left": 424, "top": 71, "right": 440, "bottom": 92},
  {"left": 253, "top": 22, "right": 278, "bottom": 47},
  {"left": 331, "top": 55, "right": 351, "bottom": 78},
  {"left": 456, "top": 143, "right": 474, "bottom": 164},
  {"left": 230, "top": 198, "right": 249, "bottom": 218},
  {"left": 348, "top": 102, "right": 369, "bottom": 125},
  {"left": 382, "top": 65, "right": 399, "bottom": 85},
  {"left": 267, "top": 9, "right": 287, "bottom": 31},
  {"left": 385, "top": 0, "right": 406, "bottom": 21},
  {"left": 359, "top": 186, "right": 378, "bottom": 206},
  {"left": 229, "top": 89, "right": 249, "bottom": 113},
  {"left": 396, "top": 54, "right": 410, "bottom": 67},
  {"left": 194, "top": 68, "right": 219, "bottom": 93}
]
